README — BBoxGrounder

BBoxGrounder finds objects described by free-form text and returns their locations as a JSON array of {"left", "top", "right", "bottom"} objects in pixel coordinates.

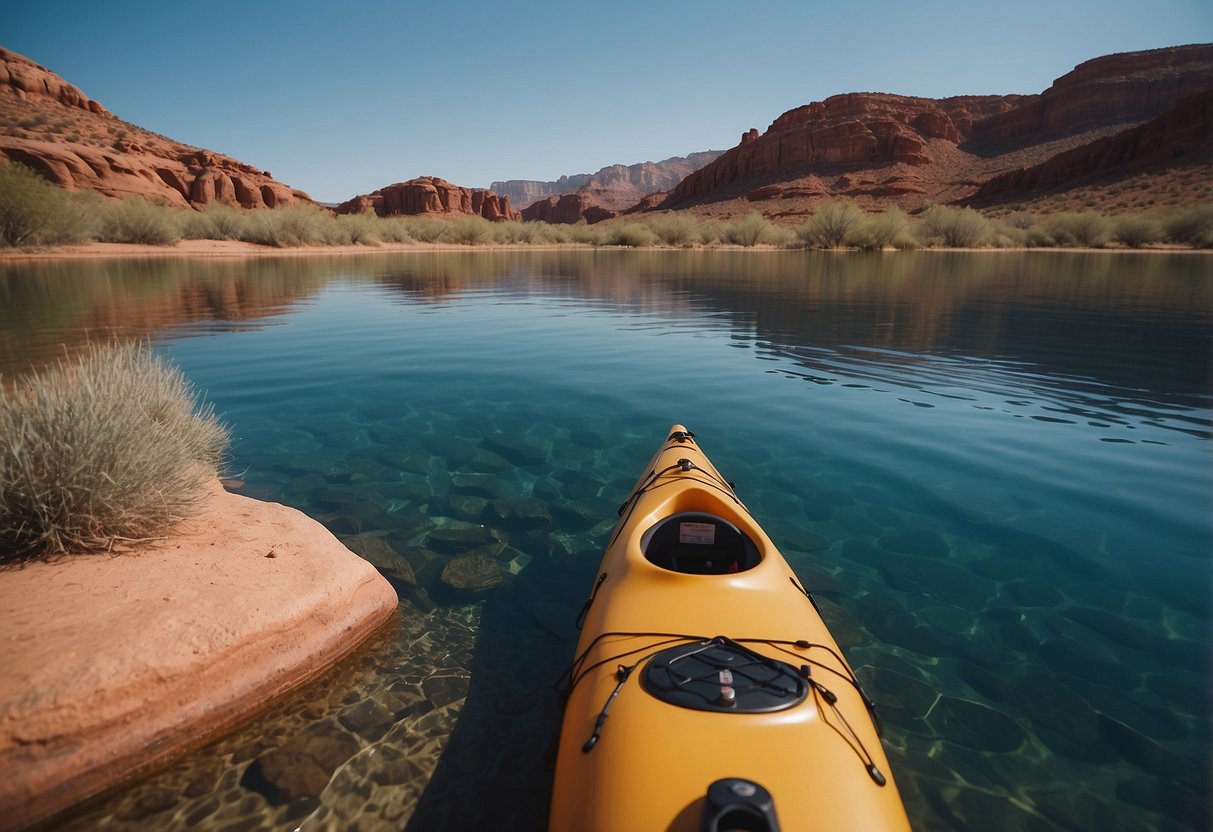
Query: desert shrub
[
  {"left": 239, "top": 204, "right": 329, "bottom": 247},
  {"left": 376, "top": 217, "right": 414, "bottom": 244},
  {"left": 725, "top": 212, "right": 779, "bottom": 246},
  {"left": 891, "top": 234, "right": 920, "bottom": 250},
  {"left": 846, "top": 207, "right": 908, "bottom": 251},
  {"left": 697, "top": 220, "right": 726, "bottom": 245},
  {"left": 1112, "top": 215, "right": 1162, "bottom": 249},
  {"left": 604, "top": 222, "right": 656, "bottom": 247},
  {"left": 0, "top": 342, "right": 229, "bottom": 560},
  {"left": 333, "top": 212, "right": 382, "bottom": 245},
  {"left": 917, "top": 205, "right": 991, "bottom": 247},
  {"left": 796, "top": 199, "right": 863, "bottom": 248},
  {"left": 96, "top": 198, "right": 182, "bottom": 245},
  {"left": 1046, "top": 212, "right": 1112, "bottom": 247},
  {"left": 564, "top": 223, "right": 607, "bottom": 245},
  {"left": 442, "top": 216, "right": 495, "bottom": 245},
  {"left": 179, "top": 203, "right": 249, "bottom": 240},
  {"left": 644, "top": 213, "right": 700, "bottom": 247},
  {"left": 0, "top": 162, "right": 94, "bottom": 247},
  {"left": 1005, "top": 212, "right": 1037, "bottom": 230},
  {"left": 1163, "top": 204, "right": 1213, "bottom": 248},
  {"left": 401, "top": 217, "right": 448, "bottom": 243}
]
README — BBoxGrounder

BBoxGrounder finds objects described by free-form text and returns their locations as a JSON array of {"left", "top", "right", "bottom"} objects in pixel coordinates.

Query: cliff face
[
  {"left": 335, "top": 176, "right": 519, "bottom": 221},
  {"left": 972, "top": 90, "right": 1213, "bottom": 202},
  {"left": 654, "top": 44, "right": 1213, "bottom": 217},
  {"left": 520, "top": 193, "right": 617, "bottom": 224},
  {"left": 972, "top": 44, "right": 1213, "bottom": 145},
  {"left": 0, "top": 47, "right": 311, "bottom": 208},
  {"left": 492, "top": 151, "right": 723, "bottom": 212}
]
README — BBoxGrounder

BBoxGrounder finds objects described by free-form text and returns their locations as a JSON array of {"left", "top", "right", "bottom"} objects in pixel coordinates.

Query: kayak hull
[{"left": 549, "top": 426, "right": 911, "bottom": 832}]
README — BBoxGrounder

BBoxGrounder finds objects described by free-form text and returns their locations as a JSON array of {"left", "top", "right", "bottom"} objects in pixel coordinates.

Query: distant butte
[{"left": 335, "top": 176, "right": 519, "bottom": 222}]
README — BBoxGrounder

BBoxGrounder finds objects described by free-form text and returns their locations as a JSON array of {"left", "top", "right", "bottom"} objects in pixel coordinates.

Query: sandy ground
[{"left": 0, "top": 479, "right": 398, "bottom": 830}]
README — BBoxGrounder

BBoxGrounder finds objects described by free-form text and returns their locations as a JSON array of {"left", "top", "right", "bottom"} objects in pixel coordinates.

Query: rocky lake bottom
[{"left": 3, "top": 250, "right": 1207, "bottom": 831}]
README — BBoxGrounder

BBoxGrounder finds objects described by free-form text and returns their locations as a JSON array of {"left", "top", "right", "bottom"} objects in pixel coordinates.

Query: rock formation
[
  {"left": 971, "top": 90, "right": 1213, "bottom": 203},
  {"left": 651, "top": 44, "right": 1213, "bottom": 217},
  {"left": 0, "top": 47, "right": 311, "bottom": 209},
  {"left": 335, "top": 176, "right": 519, "bottom": 221},
  {"left": 492, "top": 151, "right": 722, "bottom": 210},
  {"left": 520, "top": 192, "right": 617, "bottom": 224}
]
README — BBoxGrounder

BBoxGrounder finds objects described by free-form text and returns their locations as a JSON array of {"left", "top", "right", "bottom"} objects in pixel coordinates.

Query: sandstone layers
[
  {"left": 656, "top": 44, "right": 1213, "bottom": 217},
  {"left": 0, "top": 479, "right": 398, "bottom": 830},
  {"left": 0, "top": 47, "right": 311, "bottom": 209},
  {"left": 335, "top": 176, "right": 519, "bottom": 221},
  {"left": 494, "top": 151, "right": 724, "bottom": 223}
]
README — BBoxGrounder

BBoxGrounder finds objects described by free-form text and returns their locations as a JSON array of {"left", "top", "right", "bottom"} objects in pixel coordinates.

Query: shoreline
[
  {"left": 0, "top": 479, "right": 398, "bottom": 830},
  {"left": 0, "top": 239, "right": 1206, "bottom": 262}
]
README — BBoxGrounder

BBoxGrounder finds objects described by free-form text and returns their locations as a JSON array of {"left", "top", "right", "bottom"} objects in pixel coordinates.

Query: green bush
[
  {"left": 239, "top": 204, "right": 330, "bottom": 247},
  {"left": 1046, "top": 212, "right": 1112, "bottom": 247},
  {"left": 1163, "top": 204, "right": 1213, "bottom": 248},
  {"left": 442, "top": 216, "right": 494, "bottom": 245},
  {"left": 796, "top": 199, "right": 863, "bottom": 248},
  {"left": 400, "top": 217, "right": 448, "bottom": 243},
  {"left": 0, "top": 342, "right": 229, "bottom": 560},
  {"left": 179, "top": 203, "right": 250, "bottom": 240},
  {"left": 725, "top": 212, "right": 779, "bottom": 246},
  {"left": 644, "top": 213, "right": 700, "bottom": 247},
  {"left": 1112, "top": 215, "right": 1162, "bottom": 249},
  {"left": 0, "top": 162, "right": 93, "bottom": 247},
  {"left": 917, "top": 205, "right": 991, "bottom": 247},
  {"left": 333, "top": 212, "right": 382, "bottom": 245},
  {"left": 376, "top": 217, "right": 414, "bottom": 244},
  {"left": 96, "top": 198, "right": 182, "bottom": 245},
  {"left": 604, "top": 222, "right": 656, "bottom": 247},
  {"left": 846, "top": 207, "right": 908, "bottom": 251}
]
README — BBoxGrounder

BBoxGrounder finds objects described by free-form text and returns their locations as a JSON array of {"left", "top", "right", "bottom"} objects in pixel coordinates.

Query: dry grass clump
[{"left": 0, "top": 342, "right": 229, "bottom": 561}]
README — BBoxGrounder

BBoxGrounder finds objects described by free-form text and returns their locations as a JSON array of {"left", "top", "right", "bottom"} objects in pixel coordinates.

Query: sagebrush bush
[
  {"left": 97, "top": 198, "right": 182, "bottom": 245},
  {"left": 605, "top": 222, "right": 656, "bottom": 247},
  {"left": 796, "top": 199, "right": 862, "bottom": 248},
  {"left": 239, "top": 204, "right": 330, "bottom": 247},
  {"left": 443, "top": 216, "right": 494, "bottom": 245},
  {"left": 918, "top": 205, "right": 991, "bottom": 247},
  {"left": 0, "top": 162, "right": 94, "bottom": 247},
  {"left": 1163, "top": 204, "right": 1213, "bottom": 248},
  {"left": 847, "top": 207, "right": 908, "bottom": 251},
  {"left": 0, "top": 342, "right": 230, "bottom": 561},
  {"left": 1046, "top": 212, "right": 1112, "bottom": 248},
  {"left": 726, "top": 212, "right": 779, "bottom": 246},
  {"left": 1113, "top": 215, "right": 1162, "bottom": 249},
  {"left": 644, "top": 213, "right": 700, "bottom": 247}
]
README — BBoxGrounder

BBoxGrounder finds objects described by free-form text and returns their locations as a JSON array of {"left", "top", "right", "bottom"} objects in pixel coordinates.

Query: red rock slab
[{"left": 0, "top": 479, "right": 398, "bottom": 829}]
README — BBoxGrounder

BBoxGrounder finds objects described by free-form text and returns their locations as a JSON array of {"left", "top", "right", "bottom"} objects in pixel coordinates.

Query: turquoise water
[{"left": 3, "top": 250, "right": 1210, "bottom": 831}]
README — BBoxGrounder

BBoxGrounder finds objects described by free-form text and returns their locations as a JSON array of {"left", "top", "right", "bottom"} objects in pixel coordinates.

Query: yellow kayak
[{"left": 550, "top": 426, "right": 911, "bottom": 832}]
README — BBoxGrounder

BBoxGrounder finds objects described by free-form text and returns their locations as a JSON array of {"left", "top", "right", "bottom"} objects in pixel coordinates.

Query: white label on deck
[{"left": 679, "top": 522, "right": 716, "bottom": 545}]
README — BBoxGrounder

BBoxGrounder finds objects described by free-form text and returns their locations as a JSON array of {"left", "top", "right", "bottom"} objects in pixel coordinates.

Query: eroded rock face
[
  {"left": 663, "top": 93, "right": 1019, "bottom": 206},
  {"left": 653, "top": 44, "right": 1213, "bottom": 214},
  {"left": 973, "top": 90, "right": 1213, "bottom": 202},
  {"left": 491, "top": 151, "right": 723, "bottom": 209},
  {"left": 0, "top": 47, "right": 312, "bottom": 208},
  {"left": 335, "top": 176, "right": 519, "bottom": 221},
  {"left": 520, "top": 192, "right": 617, "bottom": 224}
]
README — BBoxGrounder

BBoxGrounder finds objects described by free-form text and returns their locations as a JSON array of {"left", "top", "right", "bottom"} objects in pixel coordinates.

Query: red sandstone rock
[
  {"left": 335, "top": 176, "right": 520, "bottom": 221},
  {"left": 0, "top": 479, "right": 397, "bottom": 829},
  {"left": 972, "top": 90, "right": 1213, "bottom": 202},
  {"left": 521, "top": 192, "right": 617, "bottom": 224},
  {"left": 0, "top": 47, "right": 311, "bottom": 209},
  {"left": 651, "top": 45, "right": 1212, "bottom": 216}
]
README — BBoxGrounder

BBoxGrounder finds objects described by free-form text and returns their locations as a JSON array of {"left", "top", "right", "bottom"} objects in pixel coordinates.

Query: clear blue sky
[{"left": 6, "top": 1, "right": 1211, "bottom": 203}]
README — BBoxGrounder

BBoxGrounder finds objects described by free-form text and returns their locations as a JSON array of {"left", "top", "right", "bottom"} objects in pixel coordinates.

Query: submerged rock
[
  {"left": 242, "top": 724, "right": 362, "bottom": 803},
  {"left": 440, "top": 554, "right": 504, "bottom": 597}
]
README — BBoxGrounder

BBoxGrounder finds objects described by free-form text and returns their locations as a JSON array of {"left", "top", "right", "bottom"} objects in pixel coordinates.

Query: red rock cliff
[
  {"left": 0, "top": 47, "right": 312, "bottom": 209},
  {"left": 335, "top": 176, "right": 519, "bottom": 221}
]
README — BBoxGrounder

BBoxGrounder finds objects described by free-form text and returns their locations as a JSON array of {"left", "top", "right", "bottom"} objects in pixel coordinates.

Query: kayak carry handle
[{"left": 700, "top": 778, "right": 780, "bottom": 832}]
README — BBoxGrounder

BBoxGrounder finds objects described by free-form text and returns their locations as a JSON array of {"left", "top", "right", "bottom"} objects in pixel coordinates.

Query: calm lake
[{"left": 2, "top": 250, "right": 1210, "bottom": 831}]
